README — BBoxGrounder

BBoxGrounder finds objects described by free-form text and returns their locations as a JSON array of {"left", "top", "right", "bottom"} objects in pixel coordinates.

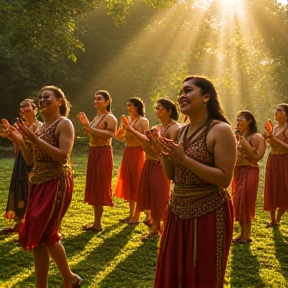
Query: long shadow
[
  {"left": 66, "top": 224, "right": 138, "bottom": 285},
  {"left": 272, "top": 228, "right": 288, "bottom": 282},
  {"left": 230, "top": 241, "right": 264, "bottom": 288},
  {"left": 12, "top": 223, "right": 118, "bottom": 287},
  {"left": 99, "top": 237, "right": 158, "bottom": 288}
]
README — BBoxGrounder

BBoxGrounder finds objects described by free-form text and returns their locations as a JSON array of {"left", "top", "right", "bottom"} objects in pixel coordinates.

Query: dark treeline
[{"left": 1, "top": 0, "right": 288, "bottom": 140}]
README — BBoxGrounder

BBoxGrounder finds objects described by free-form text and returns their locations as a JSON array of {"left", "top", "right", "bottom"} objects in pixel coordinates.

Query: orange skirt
[
  {"left": 84, "top": 146, "right": 113, "bottom": 207},
  {"left": 114, "top": 146, "right": 145, "bottom": 201},
  {"left": 137, "top": 159, "right": 170, "bottom": 221}
]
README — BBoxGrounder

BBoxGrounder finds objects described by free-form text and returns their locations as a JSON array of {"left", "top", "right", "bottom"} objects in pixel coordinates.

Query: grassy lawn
[{"left": 0, "top": 143, "right": 288, "bottom": 288}]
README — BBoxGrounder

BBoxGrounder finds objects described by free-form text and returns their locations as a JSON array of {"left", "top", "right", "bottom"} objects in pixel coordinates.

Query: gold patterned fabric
[
  {"left": 31, "top": 119, "right": 71, "bottom": 184},
  {"left": 270, "top": 126, "right": 288, "bottom": 154}
]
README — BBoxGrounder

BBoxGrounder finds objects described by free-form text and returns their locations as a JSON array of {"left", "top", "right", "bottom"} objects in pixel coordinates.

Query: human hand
[{"left": 77, "top": 112, "right": 90, "bottom": 126}]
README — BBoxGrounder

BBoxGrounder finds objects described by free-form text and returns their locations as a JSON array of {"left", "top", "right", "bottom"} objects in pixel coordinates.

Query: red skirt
[
  {"left": 232, "top": 165, "right": 259, "bottom": 224},
  {"left": 137, "top": 159, "right": 170, "bottom": 222},
  {"left": 114, "top": 146, "right": 145, "bottom": 201},
  {"left": 19, "top": 175, "right": 73, "bottom": 250},
  {"left": 84, "top": 146, "right": 113, "bottom": 207},
  {"left": 154, "top": 200, "right": 233, "bottom": 288},
  {"left": 264, "top": 153, "right": 288, "bottom": 211}
]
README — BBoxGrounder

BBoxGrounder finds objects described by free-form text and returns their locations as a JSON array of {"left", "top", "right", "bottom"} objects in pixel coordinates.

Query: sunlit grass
[{"left": 0, "top": 147, "right": 288, "bottom": 287}]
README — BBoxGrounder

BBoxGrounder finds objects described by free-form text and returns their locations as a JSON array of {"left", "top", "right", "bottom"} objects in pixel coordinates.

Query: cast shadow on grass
[
  {"left": 230, "top": 242, "right": 264, "bottom": 288},
  {"left": 67, "top": 224, "right": 139, "bottom": 285},
  {"left": 98, "top": 237, "right": 158, "bottom": 288},
  {"left": 272, "top": 228, "right": 288, "bottom": 283}
]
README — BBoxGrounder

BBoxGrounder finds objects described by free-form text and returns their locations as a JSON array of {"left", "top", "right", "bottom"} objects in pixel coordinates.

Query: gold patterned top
[
  {"left": 270, "top": 126, "right": 288, "bottom": 155},
  {"left": 31, "top": 118, "right": 71, "bottom": 184},
  {"left": 175, "top": 120, "right": 218, "bottom": 187},
  {"left": 236, "top": 137, "right": 258, "bottom": 166}
]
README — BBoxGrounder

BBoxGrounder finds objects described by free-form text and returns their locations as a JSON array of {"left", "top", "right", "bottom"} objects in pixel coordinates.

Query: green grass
[{"left": 0, "top": 146, "right": 288, "bottom": 288}]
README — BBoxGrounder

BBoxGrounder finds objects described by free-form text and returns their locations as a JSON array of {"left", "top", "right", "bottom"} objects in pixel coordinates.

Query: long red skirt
[
  {"left": 137, "top": 159, "right": 170, "bottom": 222},
  {"left": 154, "top": 200, "right": 233, "bottom": 288},
  {"left": 19, "top": 175, "right": 73, "bottom": 250},
  {"left": 264, "top": 153, "right": 288, "bottom": 211},
  {"left": 232, "top": 165, "right": 259, "bottom": 224},
  {"left": 114, "top": 146, "right": 145, "bottom": 201},
  {"left": 84, "top": 146, "right": 113, "bottom": 207}
]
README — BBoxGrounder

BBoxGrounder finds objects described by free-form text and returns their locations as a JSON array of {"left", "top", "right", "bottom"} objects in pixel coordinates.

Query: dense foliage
[{"left": 0, "top": 0, "right": 288, "bottom": 130}]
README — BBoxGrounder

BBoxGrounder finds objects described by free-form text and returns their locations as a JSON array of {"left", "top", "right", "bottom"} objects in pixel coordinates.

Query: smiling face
[
  {"left": 38, "top": 90, "right": 61, "bottom": 115},
  {"left": 236, "top": 114, "right": 250, "bottom": 133},
  {"left": 127, "top": 101, "right": 138, "bottom": 116},
  {"left": 178, "top": 79, "right": 209, "bottom": 115},
  {"left": 155, "top": 103, "right": 170, "bottom": 121},
  {"left": 94, "top": 93, "right": 109, "bottom": 112}
]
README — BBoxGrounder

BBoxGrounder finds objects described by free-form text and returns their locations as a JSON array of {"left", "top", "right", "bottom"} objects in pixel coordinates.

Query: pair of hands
[
  {"left": 1, "top": 118, "right": 36, "bottom": 146},
  {"left": 144, "top": 128, "right": 185, "bottom": 163}
]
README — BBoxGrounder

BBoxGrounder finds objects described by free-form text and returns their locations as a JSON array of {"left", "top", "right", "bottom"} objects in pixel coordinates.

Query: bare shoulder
[
  {"left": 140, "top": 117, "right": 149, "bottom": 125},
  {"left": 58, "top": 118, "right": 74, "bottom": 129},
  {"left": 106, "top": 113, "right": 117, "bottom": 123},
  {"left": 207, "top": 121, "right": 234, "bottom": 145}
]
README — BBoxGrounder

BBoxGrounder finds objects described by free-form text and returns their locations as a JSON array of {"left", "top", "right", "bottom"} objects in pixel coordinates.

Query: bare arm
[
  {"left": 36, "top": 119, "right": 75, "bottom": 164},
  {"left": 83, "top": 115, "right": 117, "bottom": 140},
  {"left": 239, "top": 133, "right": 266, "bottom": 161}
]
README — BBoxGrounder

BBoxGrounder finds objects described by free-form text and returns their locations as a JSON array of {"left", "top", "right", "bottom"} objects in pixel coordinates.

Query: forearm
[
  {"left": 36, "top": 138, "right": 70, "bottom": 164},
  {"left": 179, "top": 155, "right": 232, "bottom": 188},
  {"left": 160, "top": 154, "right": 175, "bottom": 180},
  {"left": 271, "top": 136, "right": 288, "bottom": 150},
  {"left": 89, "top": 127, "right": 115, "bottom": 140}
]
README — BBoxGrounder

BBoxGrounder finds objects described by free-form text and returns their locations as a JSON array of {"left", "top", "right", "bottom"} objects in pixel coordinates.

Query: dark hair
[
  {"left": 21, "top": 98, "right": 37, "bottom": 110},
  {"left": 278, "top": 103, "right": 288, "bottom": 123},
  {"left": 156, "top": 98, "right": 179, "bottom": 121},
  {"left": 182, "top": 75, "right": 229, "bottom": 124},
  {"left": 40, "top": 86, "right": 71, "bottom": 117},
  {"left": 237, "top": 110, "right": 258, "bottom": 134},
  {"left": 129, "top": 97, "right": 145, "bottom": 116},
  {"left": 95, "top": 90, "right": 112, "bottom": 112}
]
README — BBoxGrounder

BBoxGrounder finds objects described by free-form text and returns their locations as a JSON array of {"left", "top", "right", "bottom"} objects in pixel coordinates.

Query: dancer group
[{"left": 1, "top": 75, "right": 288, "bottom": 288}]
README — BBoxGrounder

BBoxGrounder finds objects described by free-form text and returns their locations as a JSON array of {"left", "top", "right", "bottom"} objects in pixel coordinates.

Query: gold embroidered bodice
[
  {"left": 31, "top": 118, "right": 71, "bottom": 184},
  {"left": 175, "top": 120, "right": 217, "bottom": 187},
  {"left": 270, "top": 126, "right": 288, "bottom": 154},
  {"left": 236, "top": 136, "right": 258, "bottom": 166}
]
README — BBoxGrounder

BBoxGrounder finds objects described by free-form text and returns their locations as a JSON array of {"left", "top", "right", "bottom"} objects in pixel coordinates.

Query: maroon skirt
[
  {"left": 84, "top": 146, "right": 113, "bottom": 207},
  {"left": 232, "top": 165, "right": 259, "bottom": 224},
  {"left": 137, "top": 159, "right": 170, "bottom": 221},
  {"left": 154, "top": 199, "right": 233, "bottom": 288},
  {"left": 19, "top": 175, "right": 73, "bottom": 250},
  {"left": 264, "top": 153, "right": 288, "bottom": 211},
  {"left": 114, "top": 146, "right": 145, "bottom": 201}
]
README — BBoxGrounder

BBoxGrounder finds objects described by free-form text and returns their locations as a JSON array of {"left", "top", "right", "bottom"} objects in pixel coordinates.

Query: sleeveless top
[
  {"left": 236, "top": 136, "right": 258, "bottom": 166},
  {"left": 89, "top": 113, "right": 111, "bottom": 146},
  {"left": 169, "top": 120, "right": 230, "bottom": 219},
  {"left": 270, "top": 126, "right": 288, "bottom": 154},
  {"left": 31, "top": 118, "right": 71, "bottom": 184}
]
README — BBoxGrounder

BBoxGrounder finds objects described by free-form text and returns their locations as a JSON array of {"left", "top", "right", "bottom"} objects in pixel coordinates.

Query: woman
[
  {"left": 264, "top": 103, "right": 288, "bottom": 227},
  {"left": 232, "top": 111, "right": 266, "bottom": 244},
  {"left": 114, "top": 97, "right": 149, "bottom": 223},
  {"left": 79, "top": 90, "right": 117, "bottom": 232},
  {"left": 6, "top": 86, "right": 82, "bottom": 287},
  {"left": 1, "top": 99, "right": 41, "bottom": 233},
  {"left": 152, "top": 76, "right": 236, "bottom": 288},
  {"left": 125, "top": 98, "right": 180, "bottom": 238}
]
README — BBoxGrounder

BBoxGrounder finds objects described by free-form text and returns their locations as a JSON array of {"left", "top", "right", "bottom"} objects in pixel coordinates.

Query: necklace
[
  {"left": 41, "top": 117, "right": 63, "bottom": 133},
  {"left": 182, "top": 118, "right": 210, "bottom": 146}
]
